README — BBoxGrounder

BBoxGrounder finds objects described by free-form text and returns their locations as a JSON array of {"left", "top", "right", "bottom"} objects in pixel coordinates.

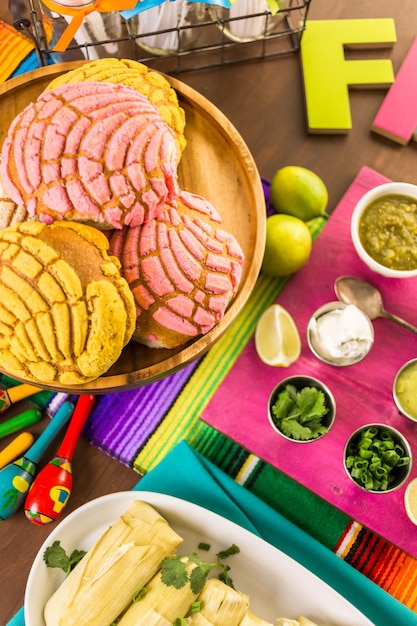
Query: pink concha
[
  {"left": 108, "top": 189, "right": 245, "bottom": 349},
  {"left": 1, "top": 81, "right": 179, "bottom": 230}
]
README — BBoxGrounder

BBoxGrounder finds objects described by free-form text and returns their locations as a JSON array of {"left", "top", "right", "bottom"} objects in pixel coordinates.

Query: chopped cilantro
[
  {"left": 271, "top": 384, "right": 330, "bottom": 441},
  {"left": 43, "top": 540, "right": 86, "bottom": 575},
  {"left": 161, "top": 555, "right": 191, "bottom": 589},
  {"left": 161, "top": 544, "right": 240, "bottom": 594}
]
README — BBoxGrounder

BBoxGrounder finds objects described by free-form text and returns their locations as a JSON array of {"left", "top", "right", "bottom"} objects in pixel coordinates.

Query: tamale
[
  {"left": 186, "top": 614, "right": 215, "bottom": 625},
  {"left": 275, "top": 618, "right": 320, "bottom": 626},
  {"left": 118, "top": 559, "right": 199, "bottom": 626},
  {"left": 44, "top": 500, "right": 183, "bottom": 626},
  {"left": 187, "top": 578, "right": 249, "bottom": 626},
  {"left": 238, "top": 610, "right": 273, "bottom": 625},
  {"left": 124, "top": 608, "right": 172, "bottom": 625},
  {"left": 298, "top": 618, "right": 319, "bottom": 626}
]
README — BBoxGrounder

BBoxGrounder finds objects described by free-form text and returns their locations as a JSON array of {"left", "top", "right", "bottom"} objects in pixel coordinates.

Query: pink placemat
[{"left": 202, "top": 166, "right": 417, "bottom": 558}]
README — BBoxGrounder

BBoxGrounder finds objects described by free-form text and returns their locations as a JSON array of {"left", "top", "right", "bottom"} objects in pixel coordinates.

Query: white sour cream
[{"left": 310, "top": 304, "right": 373, "bottom": 362}]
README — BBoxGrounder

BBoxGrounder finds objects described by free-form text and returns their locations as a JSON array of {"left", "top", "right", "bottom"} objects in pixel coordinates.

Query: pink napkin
[{"left": 202, "top": 166, "right": 417, "bottom": 558}]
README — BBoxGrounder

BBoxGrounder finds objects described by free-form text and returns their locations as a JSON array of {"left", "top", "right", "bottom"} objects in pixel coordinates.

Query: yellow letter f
[{"left": 300, "top": 19, "right": 397, "bottom": 133}]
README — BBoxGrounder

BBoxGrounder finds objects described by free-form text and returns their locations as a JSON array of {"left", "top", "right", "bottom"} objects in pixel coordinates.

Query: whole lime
[
  {"left": 270, "top": 165, "right": 328, "bottom": 221},
  {"left": 262, "top": 214, "right": 312, "bottom": 277}
]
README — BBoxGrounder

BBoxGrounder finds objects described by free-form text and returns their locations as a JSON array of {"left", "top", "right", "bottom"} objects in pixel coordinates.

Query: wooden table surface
[{"left": 1, "top": 1, "right": 417, "bottom": 623}]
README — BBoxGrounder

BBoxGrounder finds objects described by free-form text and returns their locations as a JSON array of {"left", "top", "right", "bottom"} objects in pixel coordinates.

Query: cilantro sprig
[
  {"left": 271, "top": 384, "right": 330, "bottom": 441},
  {"left": 43, "top": 540, "right": 86, "bottom": 575},
  {"left": 161, "top": 544, "right": 240, "bottom": 594}
]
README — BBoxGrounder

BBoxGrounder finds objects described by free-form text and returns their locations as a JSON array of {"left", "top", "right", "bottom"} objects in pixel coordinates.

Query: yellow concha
[{"left": 255, "top": 304, "right": 301, "bottom": 367}]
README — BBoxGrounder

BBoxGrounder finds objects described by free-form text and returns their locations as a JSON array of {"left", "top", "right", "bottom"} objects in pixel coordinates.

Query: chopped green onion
[
  {"left": 380, "top": 429, "right": 393, "bottom": 441},
  {"left": 191, "top": 601, "right": 202, "bottom": 613},
  {"left": 363, "top": 426, "right": 378, "bottom": 438},
  {"left": 132, "top": 587, "right": 147, "bottom": 602},
  {"left": 345, "top": 426, "right": 410, "bottom": 491},
  {"left": 397, "top": 457, "right": 411, "bottom": 467}
]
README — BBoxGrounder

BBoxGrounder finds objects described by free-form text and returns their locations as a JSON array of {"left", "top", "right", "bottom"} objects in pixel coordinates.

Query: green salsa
[
  {"left": 359, "top": 194, "right": 417, "bottom": 271},
  {"left": 395, "top": 360, "right": 417, "bottom": 420}
]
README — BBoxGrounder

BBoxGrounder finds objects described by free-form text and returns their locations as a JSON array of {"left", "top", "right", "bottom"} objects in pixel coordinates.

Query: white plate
[{"left": 25, "top": 491, "right": 373, "bottom": 626}]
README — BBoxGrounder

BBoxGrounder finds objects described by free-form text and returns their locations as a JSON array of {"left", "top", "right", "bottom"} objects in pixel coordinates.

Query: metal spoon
[{"left": 334, "top": 276, "right": 417, "bottom": 335}]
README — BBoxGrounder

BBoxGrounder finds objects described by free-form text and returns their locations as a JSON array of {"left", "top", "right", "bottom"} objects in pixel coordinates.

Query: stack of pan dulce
[{"left": 0, "top": 59, "right": 244, "bottom": 385}]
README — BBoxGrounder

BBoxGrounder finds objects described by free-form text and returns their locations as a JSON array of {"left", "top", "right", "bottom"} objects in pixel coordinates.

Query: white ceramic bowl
[{"left": 350, "top": 182, "right": 417, "bottom": 278}]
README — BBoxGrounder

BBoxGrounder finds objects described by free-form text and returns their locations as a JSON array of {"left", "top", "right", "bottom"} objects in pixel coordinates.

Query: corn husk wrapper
[
  {"left": 44, "top": 500, "right": 183, "bottom": 626},
  {"left": 238, "top": 610, "right": 273, "bottom": 625},
  {"left": 186, "top": 614, "right": 215, "bottom": 625},
  {"left": 276, "top": 615, "right": 317, "bottom": 626},
  {"left": 298, "top": 618, "right": 319, "bottom": 626},
  {"left": 187, "top": 578, "right": 249, "bottom": 626},
  {"left": 118, "top": 559, "right": 199, "bottom": 626},
  {"left": 125, "top": 608, "right": 172, "bottom": 625}
]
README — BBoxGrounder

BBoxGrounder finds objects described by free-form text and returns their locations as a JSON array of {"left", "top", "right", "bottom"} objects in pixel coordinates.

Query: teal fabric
[
  {"left": 9, "top": 440, "right": 416, "bottom": 626},
  {"left": 8, "top": 607, "right": 23, "bottom": 626}
]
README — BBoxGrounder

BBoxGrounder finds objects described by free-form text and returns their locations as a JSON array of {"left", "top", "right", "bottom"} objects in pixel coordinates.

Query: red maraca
[{"left": 24, "top": 394, "right": 95, "bottom": 525}]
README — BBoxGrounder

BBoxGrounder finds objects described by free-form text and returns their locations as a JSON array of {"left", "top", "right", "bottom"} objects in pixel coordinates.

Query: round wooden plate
[{"left": 0, "top": 62, "right": 265, "bottom": 393}]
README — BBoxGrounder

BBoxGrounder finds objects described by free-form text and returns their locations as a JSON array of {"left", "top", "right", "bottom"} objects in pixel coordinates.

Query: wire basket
[{"left": 11, "top": 0, "right": 312, "bottom": 73}]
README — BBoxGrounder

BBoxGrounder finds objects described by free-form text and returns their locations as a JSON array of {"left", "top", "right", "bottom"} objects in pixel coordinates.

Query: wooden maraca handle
[
  {"left": 0, "top": 409, "right": 42, "bottom": 439},
  {"left": 0, "top": 383, "right": 44, "bottom": 414},
  {"left": 56, "top": 394, "right": 95, "bottom": 460},
  {"left": 0, "top": 432, "right": 35, "bottom": 470}
]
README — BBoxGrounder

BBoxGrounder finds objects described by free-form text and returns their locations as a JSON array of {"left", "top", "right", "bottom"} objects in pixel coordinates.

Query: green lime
[
  {"left": 262, "top": 214, "right": 312, "bottom": 277},
  {"left": 270, "top": 165, "right": 328, "bottom": 221}
]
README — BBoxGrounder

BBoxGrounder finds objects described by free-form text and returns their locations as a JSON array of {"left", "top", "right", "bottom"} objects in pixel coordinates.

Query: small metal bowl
[
  {"left": 267, "top": 375, "right": 336, "bottom": 443},
  {"left": 307, "top": 301, "right": 374, "bottom": 366},
  {"left": 393, "top": 358, "right": 417, "bottom": 422},
  {"left": 344, "top": 423, "right": 412, "bottom": 493}
]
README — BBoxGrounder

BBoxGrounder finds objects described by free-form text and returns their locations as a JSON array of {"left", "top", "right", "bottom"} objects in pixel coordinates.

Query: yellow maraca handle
[
  {"left": 2, "top": 384, "right": 44, "bottom": 411},
  {"left": 0, "top": 432, "right": 35, "bottom": 470}
]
